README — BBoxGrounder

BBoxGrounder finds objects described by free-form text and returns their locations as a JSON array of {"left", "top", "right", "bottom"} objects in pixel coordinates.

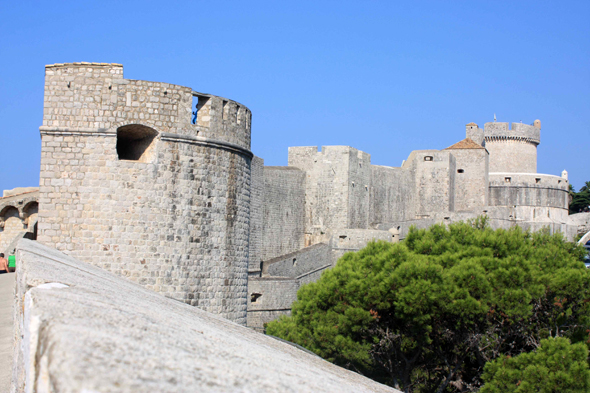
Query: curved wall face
[
  {"left": 484, "top": 122, "right": 540, "bottom": 173},
  {"left": 485, "top": 139, "right": 537, "bottom": 173},
  {"left": 488, "top": 173, "right": 569, "bottom": 221},
  {"left": 38, "top": 63, "right": 252, "bottom": 324}
]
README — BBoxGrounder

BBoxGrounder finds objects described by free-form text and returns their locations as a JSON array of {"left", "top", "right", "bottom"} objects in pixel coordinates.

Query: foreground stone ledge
[{"left": 11, "top": 239, "right": 398, "bottom": 393}]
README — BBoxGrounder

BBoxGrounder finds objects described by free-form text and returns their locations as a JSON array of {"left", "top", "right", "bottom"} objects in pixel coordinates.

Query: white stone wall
[
  {"left": 288, "top": 146, "right": 372, "bottom": 245},
  {"left": 447, "top": 148, "right": 489, "bottom": 211},
  {"left": 486, "top": 139, "right": 538, "bottom": 173},
  {"left": 261, "top": 167, "right": 306, "bottom": 261},
  {"left": 0, "top": 208, "right": 22, "bottom": 252},
  {"left": 248, "top": 156, "right": 265, "bottom": 275},
  {"left": 411, "top": 150, "right": 456, "bottom": 217},
  {"left": 484, "top": 122, "right": 540, "bottom": 173},
  {"left": 370, "top": 165, "right": 415, "bottom": 225},
  {"left": 347, "top": 149, "right": 371, "bottom": 228},
  {"left": 488, "top": 173, "right": 569, "bottom": 210},
  {"left": 247, "top": 278, "right": 300, "bottom": 331}
]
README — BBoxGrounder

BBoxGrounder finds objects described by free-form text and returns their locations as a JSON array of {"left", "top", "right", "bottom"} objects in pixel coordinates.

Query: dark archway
[{"left": 116, "top": 124, "right": 158, "bottom": 161}]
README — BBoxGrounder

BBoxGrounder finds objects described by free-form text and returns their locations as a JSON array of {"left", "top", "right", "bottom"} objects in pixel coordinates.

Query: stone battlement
[
  {"left": 43, "top": 62, "right": 252, "bottom": 149},
  {"left": 483, "top": 121, "right": 540, "bottom": 145},
  {"left": 46, "top": 62, "right": 123, "bottom": 68}
]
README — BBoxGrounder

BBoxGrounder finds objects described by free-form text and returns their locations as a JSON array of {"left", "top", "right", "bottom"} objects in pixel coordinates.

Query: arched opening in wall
[
  {"left": 23, "top": 201, "right": 38, "bottom": 230},
  {"left": 0, "top": 206, "right": 22, "bottom": 235},
  {"left": 22, "top": 202, "right": 38, "bottom": 239},
  {"left": 116, "top": 124, "right": 158, "bottom": 162}
]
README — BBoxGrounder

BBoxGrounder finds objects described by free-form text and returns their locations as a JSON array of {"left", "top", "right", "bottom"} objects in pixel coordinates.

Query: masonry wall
[
  {"left": 0, "top": 208, "right": 22, "bottom": 252},
  {"left": 263, "top": 242, "right": 331, "bottom": 279},
  {"left": 288, "top": 146, "right": 371, "bottom": 246},
  {"left": 329, "top": 228, "right": 393, "bottom": 265},
  {"left": 247, "top": 277, "right": 300, "bottom": 331},
  {"left": 447, "top": 148, "right": 489, "bottom": 211},
  {"left": 488, "top": 173, "right": 569, "bottom": 210},
  {"left": 38, "top": 63, "right": 252, "bottom": 325},
  {"left": 485, "top": 140, "right": 538, "bottom": 173},
  {"left": 410, "top": 151, "right": 456, "bottom": 217},
  {"left": 42, "top": 62, "right": 251, "bottom": 149},
  {"left": 370, "top": 165, "right": 415, "bottom": 225},
  {"left": 347, "top": 150, "right": 371, "bottom": 228},
  {"left": 261, "top": 167, "right": 306, "bottom": 261},
  {"left": 248, "top": 156, "right": 264, "bottom": 275},
  {"left": 484, "top": 122, "right": 539, "bottom": 173},
  {"left": 289, "top": 146, "right": 348, "bottom": 235}
]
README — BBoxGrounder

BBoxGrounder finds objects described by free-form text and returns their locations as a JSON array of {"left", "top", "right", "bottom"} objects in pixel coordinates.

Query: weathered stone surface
[
  {"left": 0, "top": 272, "right": 15, "bottom": 393},
  {"left": 12, "top": 239, "right": 399, "bottom": 393}
]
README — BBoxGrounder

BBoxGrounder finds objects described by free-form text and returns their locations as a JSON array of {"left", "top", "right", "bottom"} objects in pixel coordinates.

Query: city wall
[{"left": 260, "top": 167, "right": 306, "bottom": 261}]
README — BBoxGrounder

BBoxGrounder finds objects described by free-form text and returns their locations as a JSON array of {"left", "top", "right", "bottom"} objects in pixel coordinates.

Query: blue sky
[{"left": 0, "top": 1, "right": 588, "bottom": 191}]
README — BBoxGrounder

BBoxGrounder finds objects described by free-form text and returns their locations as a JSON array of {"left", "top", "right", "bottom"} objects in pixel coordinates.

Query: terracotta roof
[
  {"left": 466, "top": 122, "right": 478, "bottom": 126},
  {"left": 445, "top": 138, "right": 485, "bottom": 150}
]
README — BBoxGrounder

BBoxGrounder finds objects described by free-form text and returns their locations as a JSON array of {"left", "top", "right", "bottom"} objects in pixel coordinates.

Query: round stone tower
[
  {"left": 483, "top": 120, "right": 541, "bottom": 173},
  {"left": 38, "top": 63, "right": 252, "bottom": 324}
]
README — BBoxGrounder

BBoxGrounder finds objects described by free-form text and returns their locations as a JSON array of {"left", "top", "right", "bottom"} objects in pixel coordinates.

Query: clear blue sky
[{"left": 0, "top": 1, "right": 588, "bottom": 191}]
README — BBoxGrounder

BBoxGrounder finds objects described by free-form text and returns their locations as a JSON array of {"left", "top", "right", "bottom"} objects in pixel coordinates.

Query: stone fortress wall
[
  {"left": 244, "top": 119, "right": 581, "bottom": 330},
  {"left": 37, "top": 62, "right": 253, "bottom": 325},
  {"left": 9, "top": 62, "right": 584, "bottom": 332}
]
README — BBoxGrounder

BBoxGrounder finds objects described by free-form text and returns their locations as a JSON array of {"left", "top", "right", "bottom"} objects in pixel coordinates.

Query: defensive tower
[
  {"left": 484, "top": 120, "right": 541, "bottom": 173},
  {"left": 37, "top": 62, "right": 253, "bottom": 324}
]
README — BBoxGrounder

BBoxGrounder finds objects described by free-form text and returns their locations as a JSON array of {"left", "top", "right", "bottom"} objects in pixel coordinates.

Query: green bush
[
  {"left": 266, "top": 219, "right": 590, "bottom": 392},
  {"left": 481, "top": 337, "right": 590, "bottom": 393}
]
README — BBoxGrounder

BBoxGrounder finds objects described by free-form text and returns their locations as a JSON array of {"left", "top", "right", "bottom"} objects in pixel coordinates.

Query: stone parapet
[
  {"left": 11, "top": 239, "right": 398, "bottom": 393},
  {"left": 43, "top": 62, "right": 251, "bottom": 149},
  {"left": 483, "top": 122, "right": 540, "bottom": 145}
]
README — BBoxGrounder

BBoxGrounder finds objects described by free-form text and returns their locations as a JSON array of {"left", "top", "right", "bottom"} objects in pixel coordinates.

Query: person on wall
[
  {"left": 0, "top": 253, "right": 8, "bottom": 273},
  {"left": 7, "top": 254, "right": 15, "bottom": 272}
]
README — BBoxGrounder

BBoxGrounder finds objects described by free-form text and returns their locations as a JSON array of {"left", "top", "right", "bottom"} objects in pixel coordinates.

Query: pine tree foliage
[
  {"left": 569, "top": 181, "right": 590, "bottom": 214},
  {"left": 480, "top": 337, "right": 590, "bottom": 393},
  {"left": 266, "top": 218, "right": 590, "bottom": 392}
]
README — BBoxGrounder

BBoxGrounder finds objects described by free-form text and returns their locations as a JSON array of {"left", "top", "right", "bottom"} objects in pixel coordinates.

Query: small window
[
  {"left": 116, "top": 124, "right": 158, "bottom": 162},
  {"left": 251, "top": 293, "right": 262, "bottom": 303},
  {"left": 292, "top": 258, "right": 297, "bottom": 267},
  {"left": 505, "top": 177, "right": 511, "bottom": 183},
  {"left": 535, "top": 178, "right": 541, "bottom": 184},
  {"left": 457, "top": 169, "right": 464, "bottom": 173},
  {"left": 424, "top": 156, "right": 433, "bottom": 161},
  {"left": 236, "top": 105, "right": 241, "bottom": 124}
]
